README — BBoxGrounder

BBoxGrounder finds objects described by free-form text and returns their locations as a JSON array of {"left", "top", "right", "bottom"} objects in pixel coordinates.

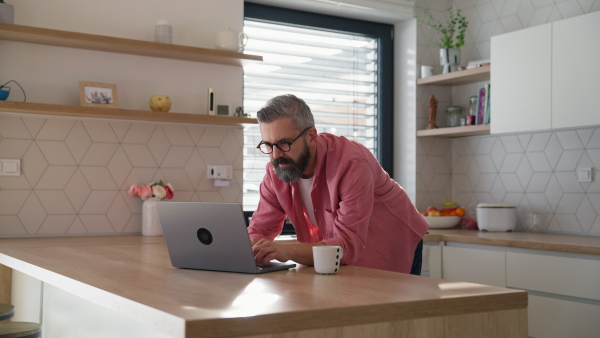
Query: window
[{"left": 243, "top": 3, "right": 393, "bottom": 211}]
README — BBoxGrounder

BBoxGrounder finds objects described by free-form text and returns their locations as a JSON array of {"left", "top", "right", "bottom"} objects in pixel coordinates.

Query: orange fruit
[{"left": 455, "top": 207, "right": 466, "bottom": 217}]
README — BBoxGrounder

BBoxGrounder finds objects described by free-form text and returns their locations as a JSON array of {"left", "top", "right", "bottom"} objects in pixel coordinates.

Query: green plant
[{"left": 415, "top": 7, "right": 468, "bottom": 49}]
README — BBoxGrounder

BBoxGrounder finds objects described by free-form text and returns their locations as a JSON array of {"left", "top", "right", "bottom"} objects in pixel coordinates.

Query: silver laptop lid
[{"left": 155, "top": 202, "right": 294, "bottom": 274}]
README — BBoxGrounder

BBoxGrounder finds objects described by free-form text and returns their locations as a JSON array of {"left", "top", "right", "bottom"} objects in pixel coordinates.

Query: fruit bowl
[{"left": 423, "top": 216, "right": 461, "bottom": 229}]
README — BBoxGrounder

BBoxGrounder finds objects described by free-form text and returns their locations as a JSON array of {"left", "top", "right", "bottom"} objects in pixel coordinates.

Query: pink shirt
[{"left": 248, "top": 133, "right": 429, "bottom": 273}]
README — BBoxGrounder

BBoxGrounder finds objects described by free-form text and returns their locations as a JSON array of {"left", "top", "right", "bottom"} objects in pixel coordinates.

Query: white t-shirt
[{"left": 298, "top": 176, "right": 317, "bottom": 226}]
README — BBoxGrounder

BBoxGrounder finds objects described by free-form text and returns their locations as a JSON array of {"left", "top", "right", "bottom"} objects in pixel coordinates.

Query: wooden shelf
[
  {"left": 0, "top": 101, "right": 258, "bottom": 126},
  {"left": 417, "top": 65, "right": 490, "bottom": 86},
  {"left": 417, "top": 124, "right": 490, "bottom": 138},
  {"left": 0, "top": 23, "right": 263, "bottom": 66}
]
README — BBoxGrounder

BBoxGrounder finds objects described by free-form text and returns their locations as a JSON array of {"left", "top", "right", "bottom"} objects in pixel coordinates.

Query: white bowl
[{"left": 423, "top": 216, "right": 461, "bottom": 229}]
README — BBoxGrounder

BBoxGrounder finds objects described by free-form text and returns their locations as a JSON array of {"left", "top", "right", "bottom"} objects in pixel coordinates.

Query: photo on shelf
[
  {"left": 79, "top": 81, "right": 118, "bottom": 109},
  {"left": 217, "top": 104, "right": 230, "bottom": 116}
]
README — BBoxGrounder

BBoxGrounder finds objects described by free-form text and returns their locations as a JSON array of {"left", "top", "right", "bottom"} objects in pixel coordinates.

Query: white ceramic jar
[{"left": 476, "top": 203, "right": 517, "bottom": 232}]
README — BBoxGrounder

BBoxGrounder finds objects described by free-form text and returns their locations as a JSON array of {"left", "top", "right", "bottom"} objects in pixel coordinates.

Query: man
[{"left": 248, "top": 94, "right": 428, "bottom": 274}]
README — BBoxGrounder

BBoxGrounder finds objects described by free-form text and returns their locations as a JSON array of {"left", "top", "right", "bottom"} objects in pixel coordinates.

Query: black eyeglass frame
[{"left": 256, "top": 127, "right": 312, "bottom": 154}]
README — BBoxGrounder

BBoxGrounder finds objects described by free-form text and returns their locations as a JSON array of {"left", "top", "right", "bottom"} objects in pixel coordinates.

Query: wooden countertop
[
  {"left": 425, "top": 229, "right": 600, "bottom": 256},
  {"left": 0, "top": 236, "right": 527, "bottom": 337}
]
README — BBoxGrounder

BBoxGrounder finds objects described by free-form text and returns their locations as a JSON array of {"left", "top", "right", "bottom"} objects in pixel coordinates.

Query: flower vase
[
  {"left": 440, "top": 48, "right": 461, "bottom": 74},
  {"left": 142, "top": 197, "right": 163, "bottom": 236}
]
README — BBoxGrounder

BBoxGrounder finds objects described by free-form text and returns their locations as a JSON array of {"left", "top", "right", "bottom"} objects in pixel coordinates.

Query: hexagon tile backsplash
[
  {"left": 0, "top": 115, "right": 243, "bottom": 237},
  {"left": 417, "top": 127, "right": 600, "bottom": 236}
]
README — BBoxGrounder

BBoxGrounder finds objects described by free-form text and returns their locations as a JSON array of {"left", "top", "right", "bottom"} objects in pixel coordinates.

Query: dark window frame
[
  {"left": 244, "top": 2, "right": 394, "bottom": 175},
  {"left": 243, "top": 3, "right": 394, "bottom": 230}
]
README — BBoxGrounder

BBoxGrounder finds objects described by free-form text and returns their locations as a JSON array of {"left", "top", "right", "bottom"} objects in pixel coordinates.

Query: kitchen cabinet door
[
  {"left": 552, "top": 11, "right": 600, "bottom": 129},
  {"left": 422, "top": 242, "right": 442, "bottom": 278},
  {"left": 491, "top": 23, "right": 552, "bottom": 134},
  {"left": 529, "top": 294, "right": 600, "bottom": 338},
  {"left": 442, "top": 245, "right": 506, "bottom": 287},
  {"left": 506, "top": 251, "right": 600, "bottom": 301}
]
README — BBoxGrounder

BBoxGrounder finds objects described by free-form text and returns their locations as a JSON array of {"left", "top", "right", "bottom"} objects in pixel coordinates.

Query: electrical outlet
[{"left": 207, "top": 165, "right": 232, "bottom": 179}]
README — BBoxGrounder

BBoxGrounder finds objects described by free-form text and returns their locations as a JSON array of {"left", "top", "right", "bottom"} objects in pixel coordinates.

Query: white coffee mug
[
  {"left": 313, "top": 246, "right": 343, "bottom": 274},
  {"left": 421, "top": 65, "right": 434, "bottom": 78}
]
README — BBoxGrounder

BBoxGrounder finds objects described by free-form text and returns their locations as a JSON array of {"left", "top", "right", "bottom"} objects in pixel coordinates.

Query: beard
[{"left": 272, "top": 141, "right": 311, "bottom": 183}]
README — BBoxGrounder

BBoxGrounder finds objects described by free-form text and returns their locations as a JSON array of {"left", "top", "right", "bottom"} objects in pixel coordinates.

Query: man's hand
[
  {"left": 251, "top": 238, "right": 326, "bottom": 266},
  {"left": 252, "top": 239, "right": 291, "bottom": 266}
]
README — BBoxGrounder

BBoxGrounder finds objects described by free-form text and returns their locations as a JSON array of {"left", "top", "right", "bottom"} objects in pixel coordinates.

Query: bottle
[
  {"left": 467, "top": 95, "right": 477, "bottom": 125},
  {"left": 446, "top": 106, "right": 462, "bottom": 127}
]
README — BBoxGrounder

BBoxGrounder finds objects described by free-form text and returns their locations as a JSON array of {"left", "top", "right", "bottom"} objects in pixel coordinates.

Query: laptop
[{"left": 155, "top": 201, "right": 296, "bottom": 274}]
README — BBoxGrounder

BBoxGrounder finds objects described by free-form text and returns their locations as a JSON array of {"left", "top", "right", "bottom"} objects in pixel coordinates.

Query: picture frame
[
  {"left": 79, "top": 81, "right": 118, "bottom": 108},
  {"left": 216, "top": 104, "right": 230, "bottom": 116}
]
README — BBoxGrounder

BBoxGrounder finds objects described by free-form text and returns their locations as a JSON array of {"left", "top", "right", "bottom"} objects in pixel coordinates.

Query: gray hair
[{"left": 256, "top": 94, "right": 315, "bottom": 131}]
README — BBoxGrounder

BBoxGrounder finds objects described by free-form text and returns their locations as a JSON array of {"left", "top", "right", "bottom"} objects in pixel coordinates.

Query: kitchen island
[{"left": 0, "top": 236, "right": 527, "bottom": 337}]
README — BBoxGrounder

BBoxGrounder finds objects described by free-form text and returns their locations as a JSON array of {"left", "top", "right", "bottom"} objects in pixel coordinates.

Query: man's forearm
[{"left": 285, "top": 242, "right": 325, "bottom": 265}]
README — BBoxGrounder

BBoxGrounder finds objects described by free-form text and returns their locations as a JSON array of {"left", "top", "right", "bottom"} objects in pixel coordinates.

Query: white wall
[
  {"left": 4, "top": 0, "right": 245, "bottom": 112},
  {"left": 393, "top": 19, "right": 418, "bottom": 201},
  {"left": 0, "top": 0, "right": 247, "bottom": 237},
  {"left": 414, "top": 0, "right": 600, "bottom": 235}
]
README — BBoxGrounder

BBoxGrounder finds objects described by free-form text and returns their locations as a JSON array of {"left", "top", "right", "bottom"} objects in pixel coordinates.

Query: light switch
[
  {"left": 6, "top": 162, "right": 17, "bottom": 173},
  {"left": 0, "top": 159, "right": 20, "bottom": 176},
  {"left": 578, "top": 168, "right": 592, "bottom": 182}
]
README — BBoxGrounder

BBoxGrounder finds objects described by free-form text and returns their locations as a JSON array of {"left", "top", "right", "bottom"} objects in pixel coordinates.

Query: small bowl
[
  {"left": 423, "top": 216, "right": 461, "bottom": 229},
  {"left": 0, "top": 90, "right": 9, "bottom": 101}
]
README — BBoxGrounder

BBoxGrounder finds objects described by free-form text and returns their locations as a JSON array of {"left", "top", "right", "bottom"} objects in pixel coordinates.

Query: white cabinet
[
  {"left": 552, "top": 11, "right": 600, "bottom": 129},
  {"left": 491, "top": 24, "right": 552, "bottom": 134},
  {"left": 422, "top": 242, "right": 442, "bottom": 278},
  {"left": 491, "top": 11, "right": 600, "bottom": 134},
  {"left": 506, "top": 252, "right": 600, "bottom": 301},
  {"left": 442, "top": 245, "right": 506, "bottom": 287},
  {"left": 529, "top": 294, "right": 600, "bottom": 338},
  {"left": 506, "top": 251, "right": 600, "bottom": 338},
  {"left": 441, "top": 243, "right": 600, "bottom": 338}
]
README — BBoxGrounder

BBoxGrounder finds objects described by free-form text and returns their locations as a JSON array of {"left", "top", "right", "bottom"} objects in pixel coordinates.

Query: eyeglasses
[{"left": 256, "top": 127, "right": 311, "bottom": 154}]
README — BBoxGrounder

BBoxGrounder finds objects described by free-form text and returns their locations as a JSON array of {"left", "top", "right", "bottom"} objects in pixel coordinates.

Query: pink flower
[
  {"left": 165, "top": 184, "right": 174, "bottom": 200},
  {"left": 128, "top": 184, "right": 139, "bottom": 197},
  {"left": 137, "top": 185, "right": 153, "bottom": 200},
  {"left": 128, "top": 180, "right": 174, "bottom": 200}
]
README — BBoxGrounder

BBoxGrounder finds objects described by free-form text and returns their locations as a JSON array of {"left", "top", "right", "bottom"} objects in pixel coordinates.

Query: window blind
[{"left": 243, "top": 19, "right": 379, "bottom": 210}]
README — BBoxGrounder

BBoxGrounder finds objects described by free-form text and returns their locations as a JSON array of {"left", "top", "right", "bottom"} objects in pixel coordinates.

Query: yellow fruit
[
  {"left": 149, "top": 95, "right": 172, "bottom": 112},
  {"left": 428, "top": 210, "right": 440, "bottom": 217}
]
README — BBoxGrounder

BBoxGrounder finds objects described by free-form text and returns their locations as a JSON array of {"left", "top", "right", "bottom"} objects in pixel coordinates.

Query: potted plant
[
  {"left": 0, "top": 0, "right": 14, "bottom": 24},
  {"left": 415, "top": 7, "right": 468, "bottom": 74}
]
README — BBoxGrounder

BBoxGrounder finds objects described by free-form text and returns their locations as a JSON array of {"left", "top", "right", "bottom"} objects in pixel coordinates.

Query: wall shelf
[
  {"left": 417, "top": 65, "right": 490, "bottom": 86},
  {"left": 417, "top": 65, "right": 491, "bottom": 137},
  {"left": 417, "top": 124, "right": 490, "bottom": 138},
  {"left": 0, "top": 23, "right": 261, "bottom": 126},
  {"left": 0, "top": 101, "right": 258, "bottom": 126},
  {"left": 0, "top": 23, "right": 263, "bottom": 66}
]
